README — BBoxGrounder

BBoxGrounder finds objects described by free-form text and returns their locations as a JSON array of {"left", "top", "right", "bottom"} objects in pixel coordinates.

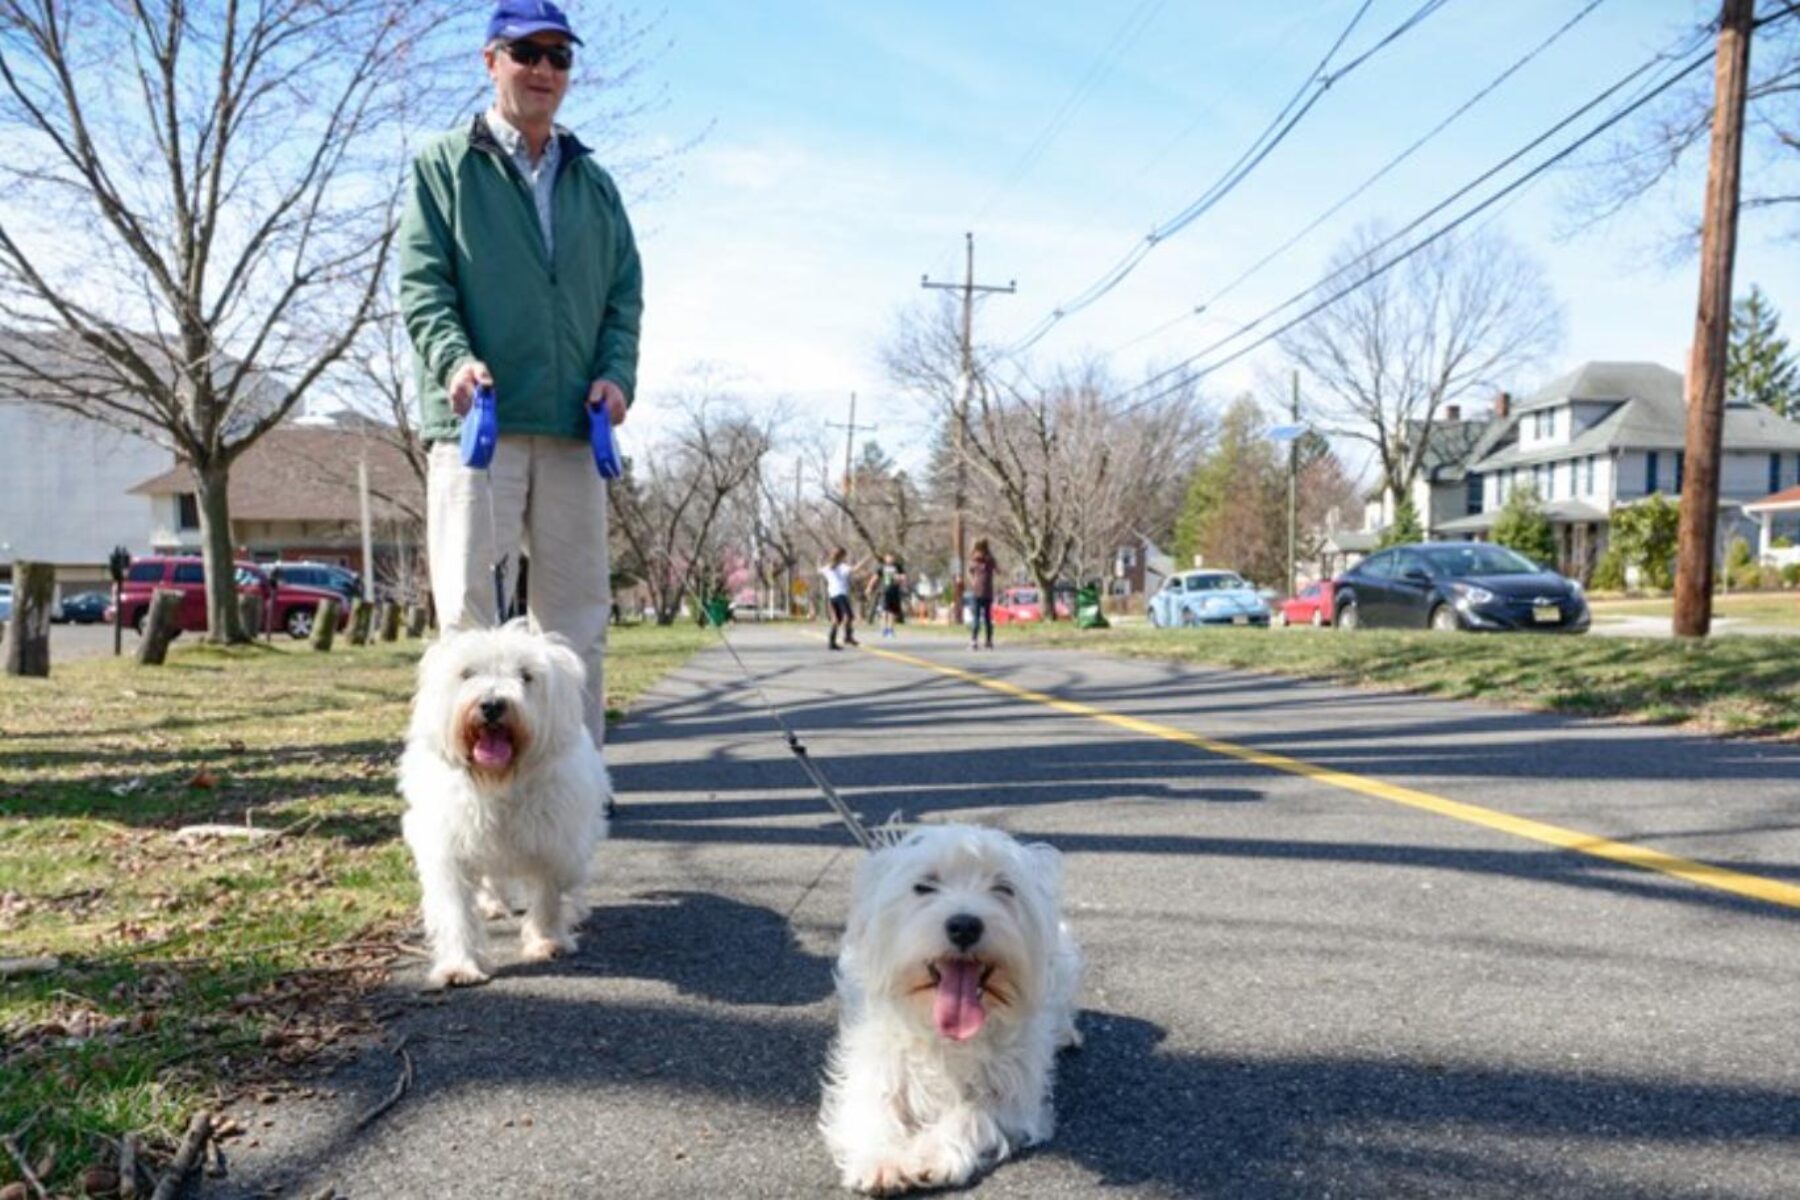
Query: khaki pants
[{"left": 427, "top": 438, "right": 611, "bottom": 748}]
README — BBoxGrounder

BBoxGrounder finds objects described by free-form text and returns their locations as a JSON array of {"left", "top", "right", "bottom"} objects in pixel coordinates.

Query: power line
[
  {"left": 1106, "top": 40, "right": 1725, "bottom": 420},
  {"left": 1117, "top": 0, "right": 1613, "bottom": 358},
  {"left": 967, "top": 0, "right": 1169, "bottom": 228},
  {"left": 999, "top": 0, "right": 1454, "bottom": 358}
]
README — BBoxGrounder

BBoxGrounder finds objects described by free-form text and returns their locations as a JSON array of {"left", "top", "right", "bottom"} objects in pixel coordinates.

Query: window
[
  {"left": 1534, "top": 464, "right": 1547, "bottom": 496},
  {"left": 1675, "top": 451, "right": 1684, "bottom": 494},
  {"left": 1585, "top": 456, "right": 1596, "bottom": 496},
  {"left": 1466, "top": 473, "right": 1482, "bottom": 515},
  {"left": 172, "top": 563, "right": 204, "bottom": 584},
  {"left": 1772, "top": 453, "right": 1783, "bottom": 495},
  {"left": 126, "top": 562, "right": 164, "bottom": 583},
  {"left": 1646, "top": 451, "right": 1659, "bottom": 493},
  {"left": 177, "top": 493, "right": 200, "bottom": 531},
  {"left": 1358, "top": 551, "right": 1397, "bottom": 580}
]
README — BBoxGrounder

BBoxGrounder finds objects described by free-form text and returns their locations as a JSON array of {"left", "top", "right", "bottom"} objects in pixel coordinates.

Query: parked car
[
  {"left": 53, "top": 591, "right": 111, "bottom": 624},
  {"left": 105, "top": 556, "right": 349, "bottom": 639},
  {"left": 1331, "top": 543, "right": 1590, "bottom": 634},
  {"left": 268, "top": 561, "right": 363, "bottom": 604},
  {"left": 1276, "top": 580, "right": 1335, "bottom": 627},
  {"left": 1148, "top": 569, "right": 1271, "bottom": 627},
  {"left": 986, "top": 585, "right": 1075, "bottom": 625}
]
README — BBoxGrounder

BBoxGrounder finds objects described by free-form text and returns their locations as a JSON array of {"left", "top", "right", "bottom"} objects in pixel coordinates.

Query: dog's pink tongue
[
  {"left": 933, "top": 960, "right": 986, "bottom": 1041},
  {"left": 473, "top": 728, "right": 514, "bottom": 767}
]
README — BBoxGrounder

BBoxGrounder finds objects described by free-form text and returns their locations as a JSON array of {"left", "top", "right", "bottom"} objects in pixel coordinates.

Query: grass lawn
[
  {"left": 1588, "top": 591, "right": 1800, "bottom": 627},
  {"left": 0, "top": 621, "right": 709, "bottom": 1194},
  {"left": 998, "top": 621, "right": 1800, "bottom": 738}
]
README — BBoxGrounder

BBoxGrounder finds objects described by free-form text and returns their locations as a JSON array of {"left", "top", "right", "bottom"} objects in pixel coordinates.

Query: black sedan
[
  {"left": 53, "top": 590, "right": 112, "bottom": 624},
  {"left": 1332, "top": 543, "right": 1589, "bottom": 634}
]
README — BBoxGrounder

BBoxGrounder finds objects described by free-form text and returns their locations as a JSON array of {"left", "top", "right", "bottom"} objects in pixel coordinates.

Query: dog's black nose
[
  {"left": 945, "top": 913, "right": 984, "bottom": 950},
  {"left": 479, "top": 698, "right": 508, "bottom": 724}
]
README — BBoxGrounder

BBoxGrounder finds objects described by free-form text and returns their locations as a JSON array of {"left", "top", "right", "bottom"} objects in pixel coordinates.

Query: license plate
[
  {"left": 1533, "top": 605, "right": 1560, "bottom": 624},
  {"left": 1232, "top": 615, "right": 1249, "bottom": 626}
]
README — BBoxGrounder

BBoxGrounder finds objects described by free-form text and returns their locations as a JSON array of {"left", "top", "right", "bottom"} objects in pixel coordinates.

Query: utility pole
[
  {"left": 1289, "top": 371, "right": 1301, "bottom": 600},
  {"left": 826, "top": 392, "right": 877, "bottom": 499},
  {"left": 922, "top": 232, "right": 1015, "bottom": 613},
  {"left": 1674, "top": 0, "right": 1754, "bottom": 638}
]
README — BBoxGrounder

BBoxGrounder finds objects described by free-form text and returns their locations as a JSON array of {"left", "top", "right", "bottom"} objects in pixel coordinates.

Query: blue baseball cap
[{"left": 487, "top": 1, "right": 584, "bottom": 47}]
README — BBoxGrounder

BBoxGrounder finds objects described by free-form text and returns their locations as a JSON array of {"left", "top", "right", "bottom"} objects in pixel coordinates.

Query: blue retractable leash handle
[
  {"left": 590, "top": 404, "right": 623, "bottom": 479},
  {"left": 460, "top": 383, "right": 499, "bottom": 469}
]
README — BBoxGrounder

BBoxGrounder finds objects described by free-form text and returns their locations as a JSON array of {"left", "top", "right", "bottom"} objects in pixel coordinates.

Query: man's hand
[
  {"left": 448, "top": 359, "right": 493, "bottom": 417},
  {"left": 587, "top": 379, "right": 628, "bottom": 427}
]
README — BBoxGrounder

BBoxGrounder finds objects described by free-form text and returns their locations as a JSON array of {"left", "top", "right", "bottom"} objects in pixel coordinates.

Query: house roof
[
  {"left": 1745, "top": 484, "right": 1800, "bottom": 513},
  {"left": 1469, "top": 361, "right": 1800, "bottom": 472},
  {"left": 1434, "top": 499, "right": 1608, "bottom": 535},
  {"left": 1409, "top": 417, "right": 1494, "bottom": 482},
  {"left": 130, "top": 424, "right": 424, "bottom": 524}
]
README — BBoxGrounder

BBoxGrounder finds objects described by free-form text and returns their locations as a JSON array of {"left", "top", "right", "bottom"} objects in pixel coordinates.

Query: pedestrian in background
[
  {"left": 870, "top": 553, "right": 908, "bottom": 639},
  {"left": 399, "top": 0, "right": 642, "bottom": 751},
  {"left": 967, "top": 538, "right": 998, "bottom": 650},
  {"left": 821, "top": 548, "right": 867, "bottom": 651}
]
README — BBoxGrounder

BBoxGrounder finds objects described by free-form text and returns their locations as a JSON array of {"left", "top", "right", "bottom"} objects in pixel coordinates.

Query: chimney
[
  {"left": 1443, "top": 404, "right": 1461, "bottom": 422},
  {"left": 1493, "top": 391, "right": 1511, "bottom": 419}
]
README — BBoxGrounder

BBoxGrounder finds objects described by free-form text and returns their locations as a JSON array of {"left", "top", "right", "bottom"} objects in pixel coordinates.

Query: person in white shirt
[{"left": 820, "top": 547, "right": 868, "bottom": 651}]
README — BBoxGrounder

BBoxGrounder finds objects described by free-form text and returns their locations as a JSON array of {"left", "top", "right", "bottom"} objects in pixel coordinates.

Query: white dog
[
  {"left": 398, "top": 621, "right": 610, "bottom": 990},
  {"left": 820, "top": 824, "right": 1083, "bottom": 1194}
]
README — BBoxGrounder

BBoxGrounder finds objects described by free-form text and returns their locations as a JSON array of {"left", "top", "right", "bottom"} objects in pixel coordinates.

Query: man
[{"left": 399, "top": 0, "right": 641, "bottom": 751}]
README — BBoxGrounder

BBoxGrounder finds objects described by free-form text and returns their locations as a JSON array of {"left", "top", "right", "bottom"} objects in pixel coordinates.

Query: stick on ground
[
  {"left": 149, "top": 1112, "right": 211, "bottom": 1200},
  {"left": 0, "top": 1127, "right": 48, "bottom": 1200},
  {"left": 355, "top": 1034, "right": 415, "bottom": 1130}
]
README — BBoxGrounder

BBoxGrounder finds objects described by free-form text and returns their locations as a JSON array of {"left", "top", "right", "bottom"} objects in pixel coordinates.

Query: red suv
[{"left": 107, "top": 556, "right": 349, "bottom": 639}]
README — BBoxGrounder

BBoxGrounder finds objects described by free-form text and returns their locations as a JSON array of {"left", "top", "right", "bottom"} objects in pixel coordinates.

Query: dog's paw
[
  {"left": 520, "top": 931, "right": 577, "bottom": 962},
  {"left": 424, "top": 960, "right": 491, "bottom": 990},
  {"left": 840, "top": 1159, "right": 912, "bottom": 1195}
]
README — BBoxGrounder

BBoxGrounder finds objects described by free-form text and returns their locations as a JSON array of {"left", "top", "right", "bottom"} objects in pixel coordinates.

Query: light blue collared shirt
[{"left": 486, "top": 108, "right": 561, "bottom": 258}]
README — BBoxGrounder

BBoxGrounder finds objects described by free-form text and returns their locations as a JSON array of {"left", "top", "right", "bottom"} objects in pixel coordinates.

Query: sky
[{"left": 590, "top": 0, "right": 1798, "bottom": 480}]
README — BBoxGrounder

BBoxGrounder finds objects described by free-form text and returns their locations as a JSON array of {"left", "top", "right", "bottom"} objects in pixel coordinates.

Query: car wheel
[
  {"left": 1180, "top": 608, "right": 1199, "bottom": 628},
  {"left": 285, "top": 607, "right": 314, "bottom": 639},
  {"left": 1429, "top": 603, "right": 1461, "bottom": 633},
  {"left": 1336, "top": 601, "right": 1359, "bottom": 632}
]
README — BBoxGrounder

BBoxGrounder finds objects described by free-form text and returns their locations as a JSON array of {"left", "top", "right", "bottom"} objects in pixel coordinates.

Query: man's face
[{"left": 484, "top": 32, "right": 572, "bottom": 130}]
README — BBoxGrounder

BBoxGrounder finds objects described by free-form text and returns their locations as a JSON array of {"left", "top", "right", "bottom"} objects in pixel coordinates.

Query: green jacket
[{"left": 399, "top": 115, "right": 642, "bottom": 443}]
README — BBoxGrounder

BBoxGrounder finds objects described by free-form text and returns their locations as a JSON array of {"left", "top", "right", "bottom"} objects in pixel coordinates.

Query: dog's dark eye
[
  {"left": 519, "top": 668, "right": 534, "bottom": 685},
  {"left": 460, "top": 667, "right": 475, "bottom": 681},
  {"left": 913, "top": 882, "right": 937, "bottom": 896},
  {"left": 992, "top": 881, "right": 1016, "bottom": 898}
]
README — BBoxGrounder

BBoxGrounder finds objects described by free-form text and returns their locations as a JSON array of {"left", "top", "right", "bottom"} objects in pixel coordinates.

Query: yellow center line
[{"left": 858, "top": 642, "right": 1800, "bottom": 913}]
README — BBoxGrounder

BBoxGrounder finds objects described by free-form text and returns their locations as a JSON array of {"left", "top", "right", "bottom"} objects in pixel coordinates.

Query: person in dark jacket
[
  {"left": 399, "top": 0, "right": 642, "bottom": 752},
  {"left": 967, "top": 538, "right": 999, "bottom": 650}
]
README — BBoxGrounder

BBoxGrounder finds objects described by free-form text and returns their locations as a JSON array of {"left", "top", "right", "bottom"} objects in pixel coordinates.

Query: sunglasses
[{"left": 501, "top": 40, "right": 573, "bottom": 71}]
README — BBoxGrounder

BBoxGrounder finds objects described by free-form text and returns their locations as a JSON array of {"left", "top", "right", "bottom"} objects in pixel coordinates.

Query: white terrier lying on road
[
  {"left": 821, "top": 824, "right": 1083, "bottom": 1194},
  {"left": 398, "top": 621, "right": 610, "bottom": 990}
]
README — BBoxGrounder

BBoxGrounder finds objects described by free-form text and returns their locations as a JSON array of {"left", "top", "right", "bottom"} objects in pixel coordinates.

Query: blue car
[{"left": 1149, "top": 570, "right": 1271, "bottom": 628}]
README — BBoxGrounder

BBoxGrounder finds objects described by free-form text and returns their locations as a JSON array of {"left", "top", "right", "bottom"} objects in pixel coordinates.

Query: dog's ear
[{"left": 1024, "top": 841, "right": 1065, "bottom": 896}]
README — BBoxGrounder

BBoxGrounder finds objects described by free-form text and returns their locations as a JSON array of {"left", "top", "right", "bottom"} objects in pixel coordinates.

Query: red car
[
  {"left": 991, "top": 585, "right": 1073, "bottom": 625},
  {"left": 1276, "top": 580, "right": 1335, "bottom": 627},
  {"left": 107, "top": 556, "right": 349, "bottom": 639}
]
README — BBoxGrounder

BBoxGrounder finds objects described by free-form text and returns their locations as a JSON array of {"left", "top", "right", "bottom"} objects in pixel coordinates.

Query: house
[
  {"left": 128, "top": 416, "right": 426, "bottom": 597},
  {"left": 0, "top": 330, "right": 289, "bottom": 592},
  {"left": 1112, "top": 534, "right": 1175, "bottom": 599},
  {"left": 1359, "top": 362, "right": 1800, "bottom": 580}
]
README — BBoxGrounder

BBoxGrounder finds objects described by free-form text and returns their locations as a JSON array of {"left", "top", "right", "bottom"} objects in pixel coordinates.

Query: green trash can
[
  {"left": 704, "top": 595, "right": 732, "bottom": 628},
  {"left": 1075, "top": 583, "right": 1109, "bottom": 629}
]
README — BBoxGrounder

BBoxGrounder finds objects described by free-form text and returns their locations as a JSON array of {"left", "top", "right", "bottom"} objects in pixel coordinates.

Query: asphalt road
[{"left": 218, "top": 626, "right": 1800, "bottom": 1199}]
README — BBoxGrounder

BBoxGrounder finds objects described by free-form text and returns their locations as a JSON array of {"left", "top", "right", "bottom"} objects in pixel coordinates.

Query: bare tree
[
  {"left": 0, "top": 1, "right": 470, "bottom": 640},
  {"left": 1279, "top": 224, "right": 1562, "bottom": 512},
  {"left": 611, "top": 399, "right": 772, "bottom": 626},
  {"left": 1567, "top": 7, "right": 1800, "bottom": 250}
]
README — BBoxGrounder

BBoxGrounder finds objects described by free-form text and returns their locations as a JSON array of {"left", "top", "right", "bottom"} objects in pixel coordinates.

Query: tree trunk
[
  {"left": 2, "top": 562, "right": 54, "bottom": 676},
  {"left": 193, "top": 460, "right": 248, "bottom": 644},
  {"left": 237, "top": 592, "right": 265, "bottom": 637},
  {"left": 311, "top": 599, "right": 341, "bottom": 651},
  {"left": 405, "top": 604, "right": 429, "bottom": 638},
  {"left": 1029, "top": 562, "right": 1060, "bottom": 623},
  {"left": 379, "top": 601, "right": 402, "bottom": 642},
  {"left": 348, "top": 600, "right": 375, "bottom": 645},
  {"left": 136, "top": 589, "right": 185, "bottom": 665}
]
